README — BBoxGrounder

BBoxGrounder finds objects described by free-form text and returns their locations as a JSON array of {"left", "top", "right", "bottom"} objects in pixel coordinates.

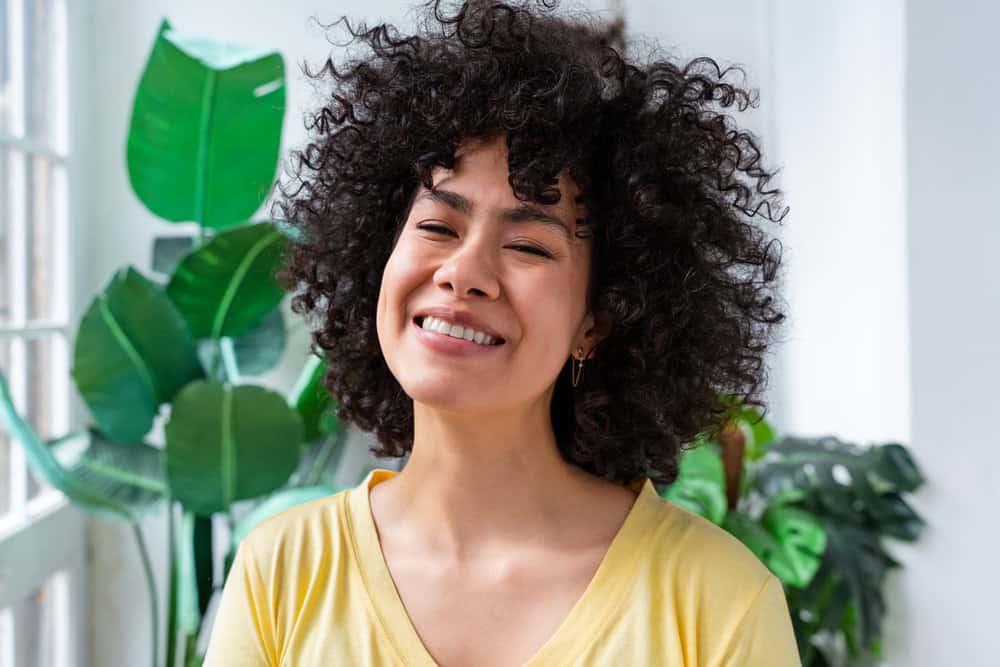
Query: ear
[{"left": 574, "top": 308, "right": 611, "bottom": 360}]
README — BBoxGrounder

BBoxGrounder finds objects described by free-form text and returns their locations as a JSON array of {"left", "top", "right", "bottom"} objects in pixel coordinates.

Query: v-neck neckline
[{"left": 346, "top": 468, "right": 662, "bottom": 666}]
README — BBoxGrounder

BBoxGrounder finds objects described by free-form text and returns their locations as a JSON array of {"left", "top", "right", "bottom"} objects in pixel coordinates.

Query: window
[{"left": 0, "top": 0, "right": 85, "bottom": 664}]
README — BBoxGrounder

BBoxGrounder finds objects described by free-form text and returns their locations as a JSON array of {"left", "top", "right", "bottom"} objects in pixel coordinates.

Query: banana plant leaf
[
  {"left": 287, "top": 353, "right": 340, "bottom": 444},
  {"left": 752, "top": 436, "right": 925, "bottom": 541},
  {"left": 0, "top": 373, "right": 166, "bottom": 522},
  {"left": 231, "top": 307, "right": 285, "bottom": 376},
  {"left": 164, "top": 379, "right": 303, "bottom": 515},
  {"left": 659, "top": 443, "right": 728, "bottom": 525},
  {"left": 72, "top": 267, "right": 204, "bottom": 444},
  {"left": 126, "top": 19, "right": 285, "bottom": 230},
  {"left": 166, "top": 222, "right": 286, "bottom": 340}
]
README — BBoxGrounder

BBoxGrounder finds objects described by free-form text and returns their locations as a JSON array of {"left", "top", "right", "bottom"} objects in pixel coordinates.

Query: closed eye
[{"left": 416, "top": 223, "right": 553, "bottom": 258}]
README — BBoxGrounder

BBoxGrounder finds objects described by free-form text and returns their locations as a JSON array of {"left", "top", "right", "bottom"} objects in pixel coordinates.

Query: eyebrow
[{"left": 413, "top": 187, "right": 572, "bottom": 240}]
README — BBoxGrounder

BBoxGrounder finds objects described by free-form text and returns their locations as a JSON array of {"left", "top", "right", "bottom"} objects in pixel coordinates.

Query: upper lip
[{"left": 414, "top": 306, "right": 507, "bottom": 341}]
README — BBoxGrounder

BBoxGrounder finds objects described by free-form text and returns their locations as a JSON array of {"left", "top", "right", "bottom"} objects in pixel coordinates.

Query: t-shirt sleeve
[
  {"left": 717, "top": 575, "right": 802, "bottom": 667},
  {"left": 202, "top": 540, "right": 278, "bottom": 667}
]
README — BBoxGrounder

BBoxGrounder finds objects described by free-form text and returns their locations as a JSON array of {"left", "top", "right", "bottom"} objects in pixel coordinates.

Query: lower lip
[{"left": 412, "top": 319, "right": 506, "bottom": 356}]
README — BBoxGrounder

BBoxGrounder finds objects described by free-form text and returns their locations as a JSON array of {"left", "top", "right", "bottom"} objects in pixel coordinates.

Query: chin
[{"left": 403, "top": 378, "right": 496, "bottom": 410}]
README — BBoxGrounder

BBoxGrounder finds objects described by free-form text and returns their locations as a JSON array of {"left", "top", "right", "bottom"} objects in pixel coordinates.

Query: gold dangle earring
[{"left": 572, "top": 346, "right": 586, "bottom": 388}]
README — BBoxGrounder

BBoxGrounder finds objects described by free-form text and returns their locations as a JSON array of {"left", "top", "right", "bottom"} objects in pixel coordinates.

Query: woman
[{"left": 204, "top": 1, "right": 799, "bottom": 665}]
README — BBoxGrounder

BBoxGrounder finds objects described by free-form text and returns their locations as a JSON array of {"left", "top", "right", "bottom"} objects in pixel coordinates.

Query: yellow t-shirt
[{"left": 203, "top": 468, "right": 801, "bottom": 666}]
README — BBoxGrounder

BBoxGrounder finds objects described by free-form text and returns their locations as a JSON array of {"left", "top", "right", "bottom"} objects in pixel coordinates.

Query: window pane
[
  {"left": 25, "top": 335, "right": 66, "bottom": 500},
  {"left": 0, "top": 0, "right": 10, "bottom": 135},
  {"left": 0, "top": 149, "right": 7, "bottom": 325},
  {"left": 5, "top": 570, "right": 68, "bottom": 667},
  {"left": 0, "top": 147, "right": 22, "bottom": 326},
  {"left": 0, "top": 336, "right": 8, "bottom": 514},
  {"left": 25, "top": 154, "right": 66, "bottom": 322},
  {"left": 24, "top": 0, "right": 68, "bottom": 153}
]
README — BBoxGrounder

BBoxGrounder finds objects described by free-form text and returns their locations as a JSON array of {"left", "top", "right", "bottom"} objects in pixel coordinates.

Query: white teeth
[{"left": 419, "top": 316, "right": 498, "bottom": 345}]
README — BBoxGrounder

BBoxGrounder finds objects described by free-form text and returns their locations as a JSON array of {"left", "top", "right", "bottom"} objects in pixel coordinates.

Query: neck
[{"left": 380, "top": 396, "right": 599, "bottom": 558}]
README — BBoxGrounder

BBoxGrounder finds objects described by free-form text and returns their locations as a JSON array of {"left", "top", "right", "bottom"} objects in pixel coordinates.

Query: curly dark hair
[{"left": 275, "top": 0, "right": 786, "bottom": 486}]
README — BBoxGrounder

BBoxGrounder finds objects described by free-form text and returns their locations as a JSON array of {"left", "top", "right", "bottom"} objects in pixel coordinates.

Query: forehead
[{"left": 416, "top": 137, "right": 588, "bottom": 225}]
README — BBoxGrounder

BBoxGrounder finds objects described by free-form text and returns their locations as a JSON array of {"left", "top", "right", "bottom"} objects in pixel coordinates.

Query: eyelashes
[{"left": 415, "top": 223, "right": 554, "bottom": 259}]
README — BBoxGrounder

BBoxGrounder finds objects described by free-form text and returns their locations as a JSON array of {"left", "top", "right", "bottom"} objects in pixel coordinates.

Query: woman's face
[{"left": 376, "top": 135, "right": 596, "bottom": 414}]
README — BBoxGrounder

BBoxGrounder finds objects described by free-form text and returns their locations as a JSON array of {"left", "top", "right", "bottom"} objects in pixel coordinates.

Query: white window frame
[{"left": 0, "top": 1, "right": 90, "bottom": 665}]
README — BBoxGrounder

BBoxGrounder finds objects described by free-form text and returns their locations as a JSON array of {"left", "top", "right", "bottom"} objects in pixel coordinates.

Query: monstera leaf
[
  {"left": 0, "top": 374, "right": 166, "bottom": 522},
  {"left": 789, "top": 519, "right": 900, "bottom": 662},
  {"left": 164, "top": 379, "right": 302, "bottom": 515},
  {"left": 166, "top": 222, "right": 286, "bottom": 340},
  {"left": 127, "top": 19, "right": 285, "bottom": 229},
  {"left": 752, "top": 436, "right": 925, "bottom": 540},
  {"left": 723, "top": 503, "right": 826, "bottom": 588},
  {"left": 659, "top": 443, "right": 728, "bottom": 525},
  {"left": 72, "top": 266, "right": 204, "bottom": 443}
]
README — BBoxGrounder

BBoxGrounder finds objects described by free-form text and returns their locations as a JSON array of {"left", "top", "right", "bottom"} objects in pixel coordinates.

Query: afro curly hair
[{"left": 275, "top": 0, "right": 786, "bottom": 486}]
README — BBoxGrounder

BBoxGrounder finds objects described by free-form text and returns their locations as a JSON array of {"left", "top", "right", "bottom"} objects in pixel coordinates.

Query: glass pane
[
  {"left": 0, "top": 147, "right": 19, "bottom": 326},
  {"left": 0, "top": 338, "right": 8, "bottom": 515},
  {"left": 24, "top": 0, "right": 67, "bottom": 153},
  {"left": 26, "top": 154, "right": 65, "bottom": 322},
  {"left": 0, "top": 149, "right": 13, "bottom": 324},
  {"left": 0, "top": 0, "right": 10, "bottom": 135},
  {"left": 25, "top": 335, "right": 67, "bottom": 500},
  {"left": 7, "top": 571, "right": 66, "bottom": 667}
]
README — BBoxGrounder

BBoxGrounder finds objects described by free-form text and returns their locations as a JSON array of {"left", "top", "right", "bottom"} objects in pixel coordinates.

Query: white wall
[
  {"left": 769, "top": 0, "right": 909, "bottom": 446},
  {"left": 890, "top": 1, "right": 1000, "bottom": 665}
]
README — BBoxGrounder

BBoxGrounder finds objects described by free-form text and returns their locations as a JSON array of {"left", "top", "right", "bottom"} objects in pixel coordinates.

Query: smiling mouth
[{"left": 413, "top": 316, "right": 506, "bottom": 346}]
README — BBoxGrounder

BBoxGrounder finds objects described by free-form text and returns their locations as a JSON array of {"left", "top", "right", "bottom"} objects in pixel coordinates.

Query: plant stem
[
  {"left": 303, "top": 434, "right": 338, "bottom": 487},
  {"left": 219, "top": 337, "right": 240, "bottom": 384},
  {"left": 132, "top": 520, "right": 160, "bottom": 667},
  {"left": 166, "top": 500, "right": 177, "bottom": 667}
]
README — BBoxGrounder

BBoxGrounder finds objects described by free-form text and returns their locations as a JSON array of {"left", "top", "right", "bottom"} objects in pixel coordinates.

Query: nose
[{"left": 433, "top": 236, "right": 501, "bottom": 300}]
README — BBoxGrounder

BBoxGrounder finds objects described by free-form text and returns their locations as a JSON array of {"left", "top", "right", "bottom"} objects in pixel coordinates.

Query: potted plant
[
  {"left": 661, "top": 403, "right": 925, "bottom": 666},
  {"left": 0, "top": 20, "right": 358, "bottom": 667}
]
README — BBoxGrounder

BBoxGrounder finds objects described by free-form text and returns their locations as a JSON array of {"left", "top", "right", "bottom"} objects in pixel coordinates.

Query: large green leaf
[
  {"left": 723, "top": 510, "right": 800, "bottom": 584},
  {"left": 659, "top": 444, "right": 728, "bottom": 525},
  {"left": 288, "top": 353, "right": 340, "bottom": 444},
  {"left": 752, "top": 436, "right": 926, "bottom": 541},
  {"left": 788, "top": 519, "right": 899, "bottom": 660},
  {"left": 166, "top": 222, "right": 286, "bottom": 339},
  {"left": 0, "top": 374, "right": 166, "bottom": 522},
  {"left": 164, "top": 379, "right": 302, "bottom": 515},
  {"left": 127, "top": 19, "right": 285, "bottom": 229},
  {"left": 760, "top": 503, "right": 826, "bottom": 588},
  {"left": 72, "top": 266, "right": 203, "bottom": 443}
]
